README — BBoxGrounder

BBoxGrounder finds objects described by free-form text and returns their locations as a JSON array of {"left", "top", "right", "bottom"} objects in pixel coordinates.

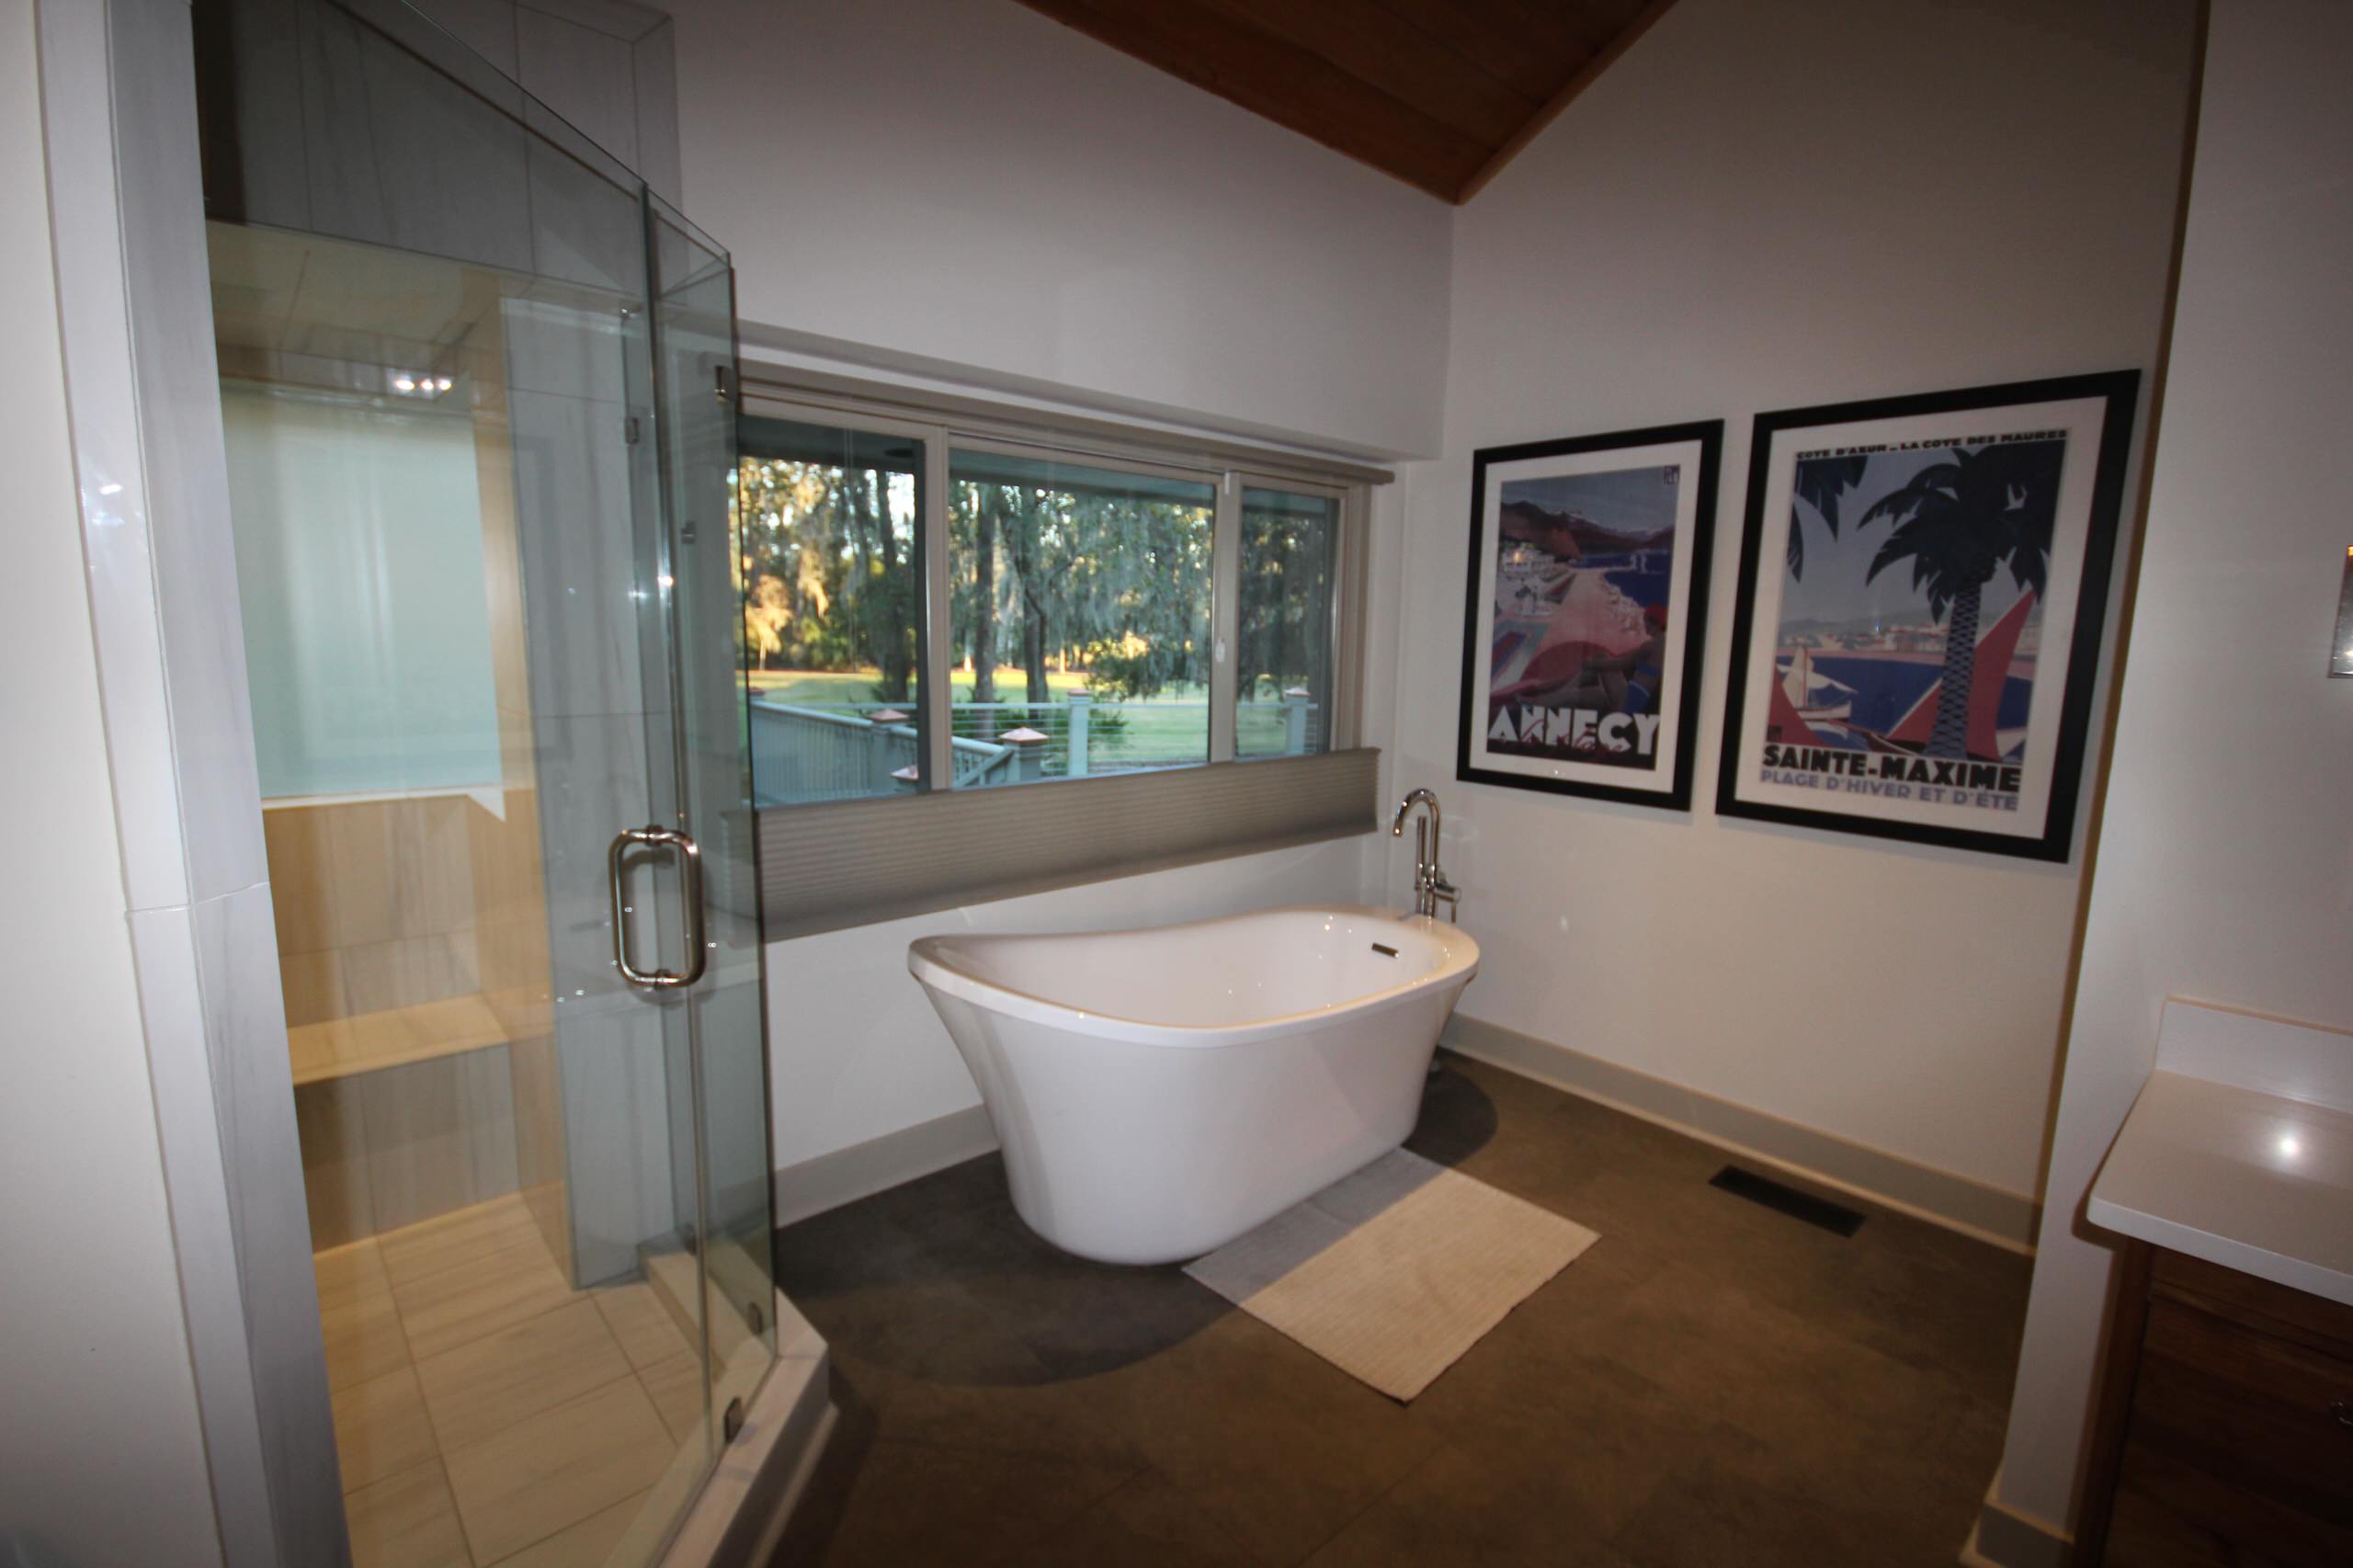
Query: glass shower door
[
  {"left": 642, "top": 195, "right": 781, "bottom": 1444},
  {"left": 199, "top": 0, "right": 778, "bottom": 1561}
]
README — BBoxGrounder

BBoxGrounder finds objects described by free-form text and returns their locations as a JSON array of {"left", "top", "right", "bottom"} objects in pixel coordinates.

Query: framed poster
[
  {"left": 1456, "top": 421, "right": 1722, "bottom": 810},
  {"left": 1718, "top": 372, "right": 2139, "bottom": 860}
]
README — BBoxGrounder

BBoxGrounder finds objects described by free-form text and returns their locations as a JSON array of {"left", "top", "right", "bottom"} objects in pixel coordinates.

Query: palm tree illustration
[
  {"left": 1788, "top": 454, "right": 1868, "bottom": 579},
  {"left": 1855, "top": 443, "right": 2063, "bottom": 759}
]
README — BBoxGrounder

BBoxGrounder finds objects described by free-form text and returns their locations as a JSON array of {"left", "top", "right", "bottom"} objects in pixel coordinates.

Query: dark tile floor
[{"left": 768, "top": 1052, "right": 2032, "bottom": 1568}]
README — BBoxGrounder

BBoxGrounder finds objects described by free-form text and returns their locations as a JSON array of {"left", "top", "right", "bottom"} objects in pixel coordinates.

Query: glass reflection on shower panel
[
  {"left": 1236, "top": 486, "right": 1342, "bottom": 761},
  {"left": 647, "top": 194, "right": 781, "bottom": 1436}
]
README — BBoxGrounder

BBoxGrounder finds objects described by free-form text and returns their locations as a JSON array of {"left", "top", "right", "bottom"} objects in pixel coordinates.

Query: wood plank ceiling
[{"left": 1010, "top": 0, "right": 1676, "bottom": 204}]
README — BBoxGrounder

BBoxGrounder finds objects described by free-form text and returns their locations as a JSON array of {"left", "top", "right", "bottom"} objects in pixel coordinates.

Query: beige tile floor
[{"left": 317, "top": 1193, "right": 711, "bottom": 1567}]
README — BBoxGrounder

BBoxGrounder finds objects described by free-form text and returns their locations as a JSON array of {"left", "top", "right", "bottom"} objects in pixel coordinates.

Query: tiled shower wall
[
  {"left": 266, "top": 796, "right": 485, "bottom": 1027},
  {"left": 469, "top": 304, "right": 571, "bottom": 1278},
  {"left": 282, "top": 301, "right": 570, "bottom": 1256},
  {"left": 276, "top": 782, "right": 563, "bottom": 1251}
]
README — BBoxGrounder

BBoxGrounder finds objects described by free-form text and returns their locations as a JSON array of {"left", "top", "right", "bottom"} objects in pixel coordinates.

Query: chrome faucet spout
[
  {"left": 1391, "top": 787, "right": 1439, "bottom": 841},
  {"left": 1390, "top": 789, "right": 1456, "bottom": 921}
]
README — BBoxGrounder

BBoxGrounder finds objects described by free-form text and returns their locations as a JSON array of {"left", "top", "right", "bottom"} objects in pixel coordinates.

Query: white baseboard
[
  {"left": 771, "top": 1104, "right": 998, "bottom": 1228},
  {"left": 770, "top": 1025, "right": 2042, "bottom": 1252},
  {"left": 1443, "top": 1014, "right": 2041, "bottom": 1252}
]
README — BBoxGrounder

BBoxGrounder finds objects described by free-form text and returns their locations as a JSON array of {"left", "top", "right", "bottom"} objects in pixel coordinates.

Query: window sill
[{"left": 754, "top": 747, "right": 1381, "bottom": 941}]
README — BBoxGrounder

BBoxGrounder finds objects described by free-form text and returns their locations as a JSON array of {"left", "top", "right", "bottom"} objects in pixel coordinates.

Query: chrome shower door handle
[{"left": 608, "top": 824, "right": 707, "bottom": 989}]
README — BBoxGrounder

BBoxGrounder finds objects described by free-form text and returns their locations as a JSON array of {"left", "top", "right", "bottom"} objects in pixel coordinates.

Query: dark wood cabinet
[{"left": 2080, "top": 1242, "right": 2353, "bottom": 1565}]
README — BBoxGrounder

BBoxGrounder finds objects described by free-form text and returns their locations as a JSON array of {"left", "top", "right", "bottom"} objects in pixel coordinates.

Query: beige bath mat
[{"left": 1184, "top": 1149, "right": 1598, "bottom": 1400}]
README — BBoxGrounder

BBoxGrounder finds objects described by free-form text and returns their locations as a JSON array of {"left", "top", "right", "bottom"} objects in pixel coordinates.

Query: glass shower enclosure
[{"left": 198, "top": 0, "right": 776, "bottom": 1560}]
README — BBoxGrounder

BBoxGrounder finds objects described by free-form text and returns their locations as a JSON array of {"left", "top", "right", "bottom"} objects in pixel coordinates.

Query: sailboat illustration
[
  {"left": 1765, "top": 594, "right": 2037, "bottom": 759},
  {"left": 1779, "top": 646, "right": 1854, "bottom": 725}
]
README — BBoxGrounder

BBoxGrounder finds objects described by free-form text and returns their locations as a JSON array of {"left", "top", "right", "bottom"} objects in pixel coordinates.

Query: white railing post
[
  {"left": 1003, "top": 725, "right": 1048, "bottom": 782},
  {"left": 1067, "top": 687, "right": 1091, "bottom": 778},
  {"left": 1283, "top": 687, "right": 1312, "bottom": 756},
  {"left": 869, "top": 706, "right": 907, "bottom": 790},
  {"left": 747, "top": 699, "right": 778, "bottom": 801}
]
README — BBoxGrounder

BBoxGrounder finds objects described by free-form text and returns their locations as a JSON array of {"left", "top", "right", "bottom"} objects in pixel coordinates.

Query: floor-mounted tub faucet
[{"left": 1391, "top": 789, "right": 1460, "bottom": 922}]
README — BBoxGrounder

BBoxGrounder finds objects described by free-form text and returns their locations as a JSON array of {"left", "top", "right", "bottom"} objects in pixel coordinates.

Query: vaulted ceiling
[{"left": 1011, "top": 0, "right": 1675, "bottom": 204}]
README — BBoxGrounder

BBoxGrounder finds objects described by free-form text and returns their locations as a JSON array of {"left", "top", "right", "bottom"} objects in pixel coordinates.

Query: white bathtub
[{"left": 907, "top": 906, "right": 1480, "bottom": 1265}]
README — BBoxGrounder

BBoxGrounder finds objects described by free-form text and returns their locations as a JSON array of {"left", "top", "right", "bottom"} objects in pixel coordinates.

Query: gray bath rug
[{"left": 1183, "top": 1148, "right": 1598, "bottom": 1401}]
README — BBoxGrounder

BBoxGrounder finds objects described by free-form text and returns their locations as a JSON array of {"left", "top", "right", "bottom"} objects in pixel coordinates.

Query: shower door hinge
[
  {"left": 624, "top": 415, "right": 642, "bottom": 446},
  {"left": 713, "top": 363, "right": 734, "bottom": 406}
]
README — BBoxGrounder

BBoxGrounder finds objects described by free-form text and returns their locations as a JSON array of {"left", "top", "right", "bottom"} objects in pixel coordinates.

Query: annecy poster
[
  {"left": 1459, "top": 426, "right": 1718, "bottom": 809},
  {"left": 1721, "top": 378, "right": 2135, "bottom": 858}
]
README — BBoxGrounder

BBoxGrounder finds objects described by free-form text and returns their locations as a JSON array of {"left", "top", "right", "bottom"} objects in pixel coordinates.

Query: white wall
[
  {"left": 663, "top": 0, "right": 1442, "bottom": 1172},
  {"left": 1990, "top": 0, "right": 2353, "bottom": 1543},
  {"left": 665, "top": 0, "right": 1453, "bottom": 459},
  {"left": 0, "top": 2, "right": 224, "bottom": 1558},
  {"left": 1380, "top": 0, "right": 2198, "bottom": 1200}
]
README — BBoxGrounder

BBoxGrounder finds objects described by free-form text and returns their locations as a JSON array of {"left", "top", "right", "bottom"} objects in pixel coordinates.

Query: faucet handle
[{"left": 1427, "top": 876, "right": 1461, "bottom": 924}]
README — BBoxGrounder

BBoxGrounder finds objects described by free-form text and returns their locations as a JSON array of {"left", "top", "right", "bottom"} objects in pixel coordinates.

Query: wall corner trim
[
  {"left": 1442, "top": 1015, "right": 2042, "bottom": 1252},
  {"left": 772, "top": 1104, "right": 999, "bottom": 1228},
  {"left": 40, "top": 1, "right": 339, "bottom": 1561}
]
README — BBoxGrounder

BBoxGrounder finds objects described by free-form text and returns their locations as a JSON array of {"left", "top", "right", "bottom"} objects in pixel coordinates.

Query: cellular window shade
[{"left": 756, "top": 747, "right": 1381, "bottom": 940}]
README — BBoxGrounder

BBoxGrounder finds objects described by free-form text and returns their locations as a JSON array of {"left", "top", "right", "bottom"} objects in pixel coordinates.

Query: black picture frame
[
  {"left": 1455, "top": 420, "right": 1722, "bottom": 811},
  {"left": 1717, "top": 372, "right": 2139, "bottom": 861}
]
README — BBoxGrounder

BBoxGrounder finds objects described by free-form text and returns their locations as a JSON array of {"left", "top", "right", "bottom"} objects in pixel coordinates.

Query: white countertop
[
  {"left": 2087, "top": 1001, "right": 2353, "bottom": 1307},
  {"left": 2087, "top": 1072, "right": 2353, "bottom": 1304}
]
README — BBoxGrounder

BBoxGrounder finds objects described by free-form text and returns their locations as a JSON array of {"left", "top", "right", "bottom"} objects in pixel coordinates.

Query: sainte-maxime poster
[
  {"left": 1719, "top": 373, "right": 2137, "bottom": 860},
  {"left": 1457, "top": 422, "right": 1721, "bottom": 810}
]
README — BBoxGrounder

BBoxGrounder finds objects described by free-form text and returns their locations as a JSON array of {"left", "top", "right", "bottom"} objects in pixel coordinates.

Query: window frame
[
  {"left": 738, "top": 372, "right": 1381, "bottom": 794},
  {"left": 733, "top": 371, "right": 1383, "bottom": 932},
  {"left": 734, "top": 367, "right": 1391, "bottom": 937}
]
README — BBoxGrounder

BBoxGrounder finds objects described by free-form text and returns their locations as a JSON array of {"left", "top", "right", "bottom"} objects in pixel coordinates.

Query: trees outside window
[
  {"left": 732, "top": 410, "right": 1354, "bottom": 805},
  {"left": 948, "top": 451, "right": 1213, "bottom": 782}
]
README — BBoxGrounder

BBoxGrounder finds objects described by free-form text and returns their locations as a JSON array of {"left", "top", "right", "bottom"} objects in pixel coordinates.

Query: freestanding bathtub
[{"left": 907, "top": 906, "right": 1480, "bottom": 1265}]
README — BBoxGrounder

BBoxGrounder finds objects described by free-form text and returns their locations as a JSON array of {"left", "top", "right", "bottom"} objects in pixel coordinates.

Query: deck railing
[{"left": 749, "top": 688, "right": 1319, "bottom": 806}]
